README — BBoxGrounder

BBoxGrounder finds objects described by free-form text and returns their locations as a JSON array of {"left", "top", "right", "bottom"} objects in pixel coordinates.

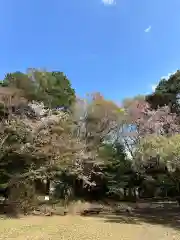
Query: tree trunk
[{"left": 45, "top": 179, "right": 50, "bottom": 196}]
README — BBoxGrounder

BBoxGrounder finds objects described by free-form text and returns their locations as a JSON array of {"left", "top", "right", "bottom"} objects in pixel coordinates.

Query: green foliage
[
  {"left": 99, "top": 142, "right": 132, "bottom": 196},
  {"left": 136, "top": 134, "right": 180, "bottom": 171},
  {"left": 2, "top": 69, "right": 76, "bottom": 109},
  {"left": 1, "top": 66, "right": 180, "bottom": 214},
  {"left": 146, "top": 70, "right": 180, "bottom": 112}
]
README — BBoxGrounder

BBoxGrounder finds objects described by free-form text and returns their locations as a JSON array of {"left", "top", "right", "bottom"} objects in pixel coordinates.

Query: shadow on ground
[
  {"left": 89, "top": 202, "right": 180, "bottom": 231},
  {"left": 0, "top": 202, "right": 22, "bottom": 218}
]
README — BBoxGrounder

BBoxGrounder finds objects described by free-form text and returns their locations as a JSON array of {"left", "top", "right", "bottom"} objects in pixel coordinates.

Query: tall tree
[
  {"left": 135, "top": 133, "right": 180, "bottom": 200},
  {"left": 120, "top": 98, "right": 180, "bottom": 159},
  {"left": 146, "top": 70, "right": 180, "bottom": 113},
  {"left": 73, "top": 93, "right": 124, "bottom": 157},
  {"left": 136, "top": 134, "right": 180, "bottom": 172},
  {"left": 71, "top": 94, "right": 124, "bottom": 192},
  {"left": 98, "top": 142, "right": 133, "bottom": 198},
  {"left": 2, "top": 69, "right": 76, "bottom": 110},
  {"left": 0, "top": 102, "right": 96, "bottom": 211}
]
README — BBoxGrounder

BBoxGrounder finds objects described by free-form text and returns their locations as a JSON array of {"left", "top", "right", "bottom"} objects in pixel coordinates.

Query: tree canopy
[
  {"left": 146, "top": 70, "right": 180, "bottom": 113},
  {"left": 1, "top": 69, "right": 76, "bottom": 110},
  {"left": 1, "top": 67, "right": 180, "bottom": 215}
]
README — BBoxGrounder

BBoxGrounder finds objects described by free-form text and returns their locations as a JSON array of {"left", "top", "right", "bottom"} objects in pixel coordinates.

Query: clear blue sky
[{"left": 1, "top": 0, "right": 180, "bottom": 103}]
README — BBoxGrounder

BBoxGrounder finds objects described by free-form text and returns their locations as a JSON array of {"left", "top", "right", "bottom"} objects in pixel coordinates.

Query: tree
[
  {"left": 0, "top": 90, "right": 126, "bottom": 208},
  {"left": 0, "top": 102, "right": 96, "bottom": 212},
  {"left": 120, "top": 98, "right": 180, "bottom": 159},
  {"left": 85, "top": 93, "right": 123, "bottom": 147},
  {"left": 2, "top": 69, "right": 76, "bottom": 110},
  {"left": 135, "top": 134, "right": 180, "bottom": 201},
  {"left": 98, "top": 142, "right": 133, "bottom": 199},
  {"left": 136, "top": 134, "right": 180, "bottom": 171},
  {"left": 146, "top": 70, "right": 180, "bottom": 113},
  {"left": 70, "top": 94, "right": 125, "bottom": 198},
  {"left": 75, "top": 93, "right": 124, "bottom": 168}
]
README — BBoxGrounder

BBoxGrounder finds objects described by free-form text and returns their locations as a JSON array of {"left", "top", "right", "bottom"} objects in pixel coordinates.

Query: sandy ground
[{"left": 0, "top": 215, "right": 179, "bottom": 240}]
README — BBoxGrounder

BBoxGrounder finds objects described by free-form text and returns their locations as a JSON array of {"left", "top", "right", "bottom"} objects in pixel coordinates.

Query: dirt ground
[{"left": 0, "top": 215, "right": 179, "bottom": 240}]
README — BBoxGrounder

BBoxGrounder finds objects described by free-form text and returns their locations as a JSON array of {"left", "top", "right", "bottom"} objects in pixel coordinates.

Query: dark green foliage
[
  {"left": 146, "top": 70, "right": 180, "bottom": 113},
  {"left": 51, "top": 71, "right": 76, "bottom": 109},
  {"left": 4, "top": 72, "right": 33, "bottom": 90},
  {"left": 99, "top": 142, "right": 133, "bottom": 198},
  {"left": 2, "top": 70, "right": 76, "bottom": 110}
]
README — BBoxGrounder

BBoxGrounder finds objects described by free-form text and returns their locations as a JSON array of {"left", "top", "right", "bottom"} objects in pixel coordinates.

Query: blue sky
[{"left": 1, "top": 0, "right": 180, "bottom": 104}]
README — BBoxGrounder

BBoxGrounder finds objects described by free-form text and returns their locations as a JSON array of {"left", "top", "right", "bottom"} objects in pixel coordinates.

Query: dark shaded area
[
  {"left": 91, "top": 202, "right": 180, "bottom": 231},
  {"left": 0, "top": 202, "right": 19, "bottom": 218}
]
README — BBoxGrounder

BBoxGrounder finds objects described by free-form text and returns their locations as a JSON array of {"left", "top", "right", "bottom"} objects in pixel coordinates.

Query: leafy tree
[
  {"left": 0, "top": 102, "right": 98, "bottom": 211},
  {"left": 73, "top": 93, "right": 124, "bottom": 163},
  {"left": 120, "top": 98, "right": 180, "bottom": 158},
  {"left": 99, "top": 142, "right": 133, "bottom": 199},
  {"left": 70, "top": 94, "right": 125, "bottom": 198},
  {"left": 137, "top": 134, "right": 180, "bottom": 171},
  {"left": 146, "top": 70, "right": 180, "bottom": 113},
  {"left": 2, "top": 69, "right": 76, "bottom": 110},
  {"left": 135, "top": 133, "right": 180, "bottom": 200},
  {"left": 85, "top": 93, "right": 123, "bottom": 146},
  {"left": 2, "top": 66, "right": 180, "bottom": 210}
]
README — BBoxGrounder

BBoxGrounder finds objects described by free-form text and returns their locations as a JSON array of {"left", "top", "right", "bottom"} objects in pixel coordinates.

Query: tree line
[{"left": 0, "top": 68, "right": 180, "bottom": 214}]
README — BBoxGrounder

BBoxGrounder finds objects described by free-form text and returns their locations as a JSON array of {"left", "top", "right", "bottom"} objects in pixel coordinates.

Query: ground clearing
[{"left": 0, "top": 215, "right": 179, "bottom": 240}]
